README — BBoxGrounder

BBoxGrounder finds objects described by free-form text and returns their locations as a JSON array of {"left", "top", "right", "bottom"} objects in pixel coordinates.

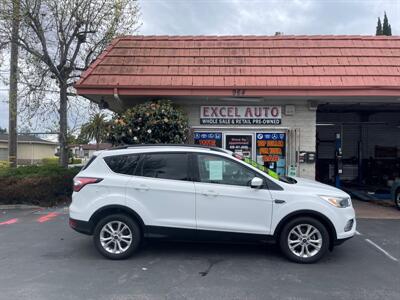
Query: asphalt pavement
[{"left": 0, "top": 206, "right": 399, "bottom": 300}]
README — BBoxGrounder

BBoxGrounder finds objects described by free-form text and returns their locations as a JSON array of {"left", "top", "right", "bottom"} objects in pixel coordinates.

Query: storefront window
[
  {"left": 193, "top": 130, "right": 288, "bottom": 176},
  {"left": 194, "top": 132, "right": 222, "bottom": 147},
  {"left": 256, "top": 133, "right": 286, "bottom": 176}
]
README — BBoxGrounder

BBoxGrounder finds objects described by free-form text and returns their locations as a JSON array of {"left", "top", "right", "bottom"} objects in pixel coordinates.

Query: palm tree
[{"left": 80, "top": 113, "right": 109, "bottom": 150}]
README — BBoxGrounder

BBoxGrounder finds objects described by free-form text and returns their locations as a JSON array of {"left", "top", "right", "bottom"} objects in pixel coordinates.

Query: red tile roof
[{"left": 75, "top": 35, "right": 400, "bottom": 97}]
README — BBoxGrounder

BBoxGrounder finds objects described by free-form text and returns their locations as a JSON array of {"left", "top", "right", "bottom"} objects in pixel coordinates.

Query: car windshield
[{"left": 232, "top": 153, "right": 297, "bottom": 184}]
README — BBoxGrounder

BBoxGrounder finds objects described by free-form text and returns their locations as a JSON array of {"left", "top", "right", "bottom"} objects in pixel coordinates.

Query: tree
[
  {"left": 74, "top": 133, "right": 90, "bottom": 145},
  {"left": 0, "top": 0, "right": 141, "bottom": 167},
  {"left": 7, "top": 0, "right": 20, "bottom": 168},
  {"left": 107, "top": 100, "right": 189, "bottom": 145},
  {"left": 66, "top": 131, "right": 88, "bottom": 145},
  {"left": 382, "top": 12, "right": 392, "bottom": 36},
  {"left": 0, "top": 127, "right": 7, "bottom": 133},
  {"left": 376, "top": 17, "right": 383, "bottom": 35},
  {"left": 80, "top": 112, "right": 109, "bottom": 150}
]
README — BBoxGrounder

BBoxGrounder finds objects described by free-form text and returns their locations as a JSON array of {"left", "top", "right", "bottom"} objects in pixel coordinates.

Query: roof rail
[{"left": 107, "top": 143, "right": 227, "bottom": 153}]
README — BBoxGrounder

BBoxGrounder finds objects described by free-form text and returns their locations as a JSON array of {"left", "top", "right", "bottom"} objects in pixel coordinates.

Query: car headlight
[{"left": 319, "top": 195, "right": 351, "bottom": 208}]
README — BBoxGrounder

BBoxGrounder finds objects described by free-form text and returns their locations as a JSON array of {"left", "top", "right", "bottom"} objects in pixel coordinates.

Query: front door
[
  {"left": 224, "top": 133, "right": 253, "bottom": 158},
  {"left": 193, "top": 153, "right": 274, "bottom": 235}
]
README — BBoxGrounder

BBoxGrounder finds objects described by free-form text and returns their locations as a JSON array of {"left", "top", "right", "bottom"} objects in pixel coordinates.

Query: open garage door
[{"left": 316, "top": 103, "right": 400, "bottom": 201}]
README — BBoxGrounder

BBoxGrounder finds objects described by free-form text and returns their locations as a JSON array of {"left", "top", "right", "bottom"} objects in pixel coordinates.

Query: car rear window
[{"left": 104, "top": 154, "right": 140, "bottom": 175}]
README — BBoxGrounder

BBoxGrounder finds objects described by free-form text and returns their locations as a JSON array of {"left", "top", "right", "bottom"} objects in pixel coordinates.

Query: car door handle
[
  {"left": 201, "top": 190, "right": 219, "bottom": 197},
  {"left": 274, "top": 199, "right": 286, "bottom": 204},
  {"left": 134, "top": 184, "right": 149, "bottom": 191}
]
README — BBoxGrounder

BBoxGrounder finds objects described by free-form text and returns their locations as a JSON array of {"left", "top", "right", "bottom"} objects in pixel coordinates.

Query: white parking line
[
  {"left": 365, "top": 238, "right": 399, "bottom": 262},
  {"left": 355, "top": 230, "right": 362, "bottom": 236}
]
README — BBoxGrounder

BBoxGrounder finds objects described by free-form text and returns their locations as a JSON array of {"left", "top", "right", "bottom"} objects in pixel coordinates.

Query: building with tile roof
[{"left": 75, "top": 35, "right": 400, "bottom": 181}]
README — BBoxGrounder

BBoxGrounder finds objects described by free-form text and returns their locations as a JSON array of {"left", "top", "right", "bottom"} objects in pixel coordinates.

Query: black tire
[
  {"left": 395, "top": 190, "right": 400, "bottom": 210},
  {"left": 279, "top": 217, "right": 330, "bottom": 264},
  {"left": 93, "top": 214, "right": 141, "bottom": 260}
]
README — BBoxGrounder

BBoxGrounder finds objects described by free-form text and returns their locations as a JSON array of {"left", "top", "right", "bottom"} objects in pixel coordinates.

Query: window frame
[
  {"left": 192, "top": 152, "right": 282, "bottom": 190},
  {"left": 82, "top": 155, "right": 97, "bottom": 171},
  {"left": 136, "top": 151, "right": 194, "bottom": 182},
  {"left": 103, "top": 153, "right": 141, "bottom": 176}
]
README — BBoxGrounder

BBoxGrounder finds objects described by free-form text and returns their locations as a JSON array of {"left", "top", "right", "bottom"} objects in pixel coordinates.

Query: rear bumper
[{"left": 69, "top": 218, "right": 93, "bottom": 235}]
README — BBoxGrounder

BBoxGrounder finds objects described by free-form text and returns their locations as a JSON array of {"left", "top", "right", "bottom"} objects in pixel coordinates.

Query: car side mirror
[{"left": 250, "top": 177, "right": 264, "bottom": 189}]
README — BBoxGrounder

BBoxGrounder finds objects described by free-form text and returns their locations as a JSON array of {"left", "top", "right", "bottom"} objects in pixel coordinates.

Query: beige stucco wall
[
  {"left": 178, "top": 99, "right": 316, "bottom": 179},
  {"left": 0, "top": 141, "right": 56, "bottom": 163}
]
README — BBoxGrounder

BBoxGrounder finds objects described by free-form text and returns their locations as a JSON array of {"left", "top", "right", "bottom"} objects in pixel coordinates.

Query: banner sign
[
  {"left": 194, "top": 132, "right": 222, "bottom": 147},
  {"left": 256, "top": 132, "right": 286, "bottom": 176},
  {"left": 200, "top": 106, "right": 282, "bottom": 125}
]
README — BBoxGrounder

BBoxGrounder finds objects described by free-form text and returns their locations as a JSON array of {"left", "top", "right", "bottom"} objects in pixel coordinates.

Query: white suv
[{"left": 69, "top": 145, "right": 356, "bottom": 263}]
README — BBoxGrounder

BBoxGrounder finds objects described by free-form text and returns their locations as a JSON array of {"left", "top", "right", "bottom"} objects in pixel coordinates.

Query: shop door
[{"left": 224, "top": 133, "right": 253, "bottom": 159}]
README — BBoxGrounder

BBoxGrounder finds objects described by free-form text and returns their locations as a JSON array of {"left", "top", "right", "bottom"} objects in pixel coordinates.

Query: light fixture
[{"left": 316, "top": 123, "right": 336, "bottom": 126}]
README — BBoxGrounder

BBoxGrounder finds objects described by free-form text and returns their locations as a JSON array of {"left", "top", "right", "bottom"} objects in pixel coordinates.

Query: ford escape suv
[{"left": 69, "top": 145, "right": 356, "bottom": 263}]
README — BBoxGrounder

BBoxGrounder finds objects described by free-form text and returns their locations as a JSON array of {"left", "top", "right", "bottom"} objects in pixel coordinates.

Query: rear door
[
  {"left": 193, "top": 153, "right": 274, "bottom": 235},
  {"left": 126, "top": 152, "right": 196, "bottom": 230}
]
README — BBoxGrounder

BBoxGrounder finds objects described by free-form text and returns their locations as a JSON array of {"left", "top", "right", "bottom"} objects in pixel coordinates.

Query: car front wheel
[
  {"left": 395, "top": 190, "right": 400, "bottom": 210},
  {"left": 279, "top": 217, "right": 330, "bottom": 264},
  {"left": 93, "top": 214, "right": 141, "bottom": 260}
]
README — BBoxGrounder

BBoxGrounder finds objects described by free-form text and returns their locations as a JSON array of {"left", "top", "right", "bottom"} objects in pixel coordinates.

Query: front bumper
[
  {"left": 335, "top": 206, "right": 357, "bottom": 241},
  {"left": 69, "top": 218, "right": 93, "bottom": 235},
  {"left": 334, "top": 235, "right": 354, "bottom": 246}
]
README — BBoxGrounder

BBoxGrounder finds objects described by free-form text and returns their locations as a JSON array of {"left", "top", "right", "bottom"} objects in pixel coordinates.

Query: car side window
[
  {"left": 104, "top": 154, "right": 140, "bottom": 175},
  {"left": 196, "top": 154, "right": 258, "bottom": 187},
  {"left": 140, "top": 153, "right": 189, "bottom": 181}
]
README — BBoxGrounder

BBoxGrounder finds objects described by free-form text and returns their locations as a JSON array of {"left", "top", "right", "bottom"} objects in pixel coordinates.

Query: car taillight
[{"left": 73, "top": 177, "right": 103, "bottom": 192}]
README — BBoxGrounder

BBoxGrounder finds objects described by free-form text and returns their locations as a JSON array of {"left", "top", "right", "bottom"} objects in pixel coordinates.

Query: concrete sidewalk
[{"left": 353, "top": 199, "right": 400, "bottom": 219}]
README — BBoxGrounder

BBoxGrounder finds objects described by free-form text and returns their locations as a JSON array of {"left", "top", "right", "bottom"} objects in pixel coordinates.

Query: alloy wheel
[
  {"left": 100, "top": 221, "right": 133, "bottom": 254},
  {"left": 287, "top": 224, "right": 323, "bottom": 258}
]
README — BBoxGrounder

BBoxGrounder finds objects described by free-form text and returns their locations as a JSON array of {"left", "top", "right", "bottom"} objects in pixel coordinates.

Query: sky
[
  {"left": 1, "top": 0, "right": 400, "bottom": 131},
  {"left": 139, "top": 0, "right": 400, "bottom": 36}
]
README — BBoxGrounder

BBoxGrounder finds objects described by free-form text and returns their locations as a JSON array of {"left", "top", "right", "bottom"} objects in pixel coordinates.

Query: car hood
[{"left": 292, "top": 177, "right": 349, "bottom": 197}]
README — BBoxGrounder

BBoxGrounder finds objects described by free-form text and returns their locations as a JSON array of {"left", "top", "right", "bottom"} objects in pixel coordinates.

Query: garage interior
[{"left": 316, "top": 102, "right": 400, "bottom": 204}]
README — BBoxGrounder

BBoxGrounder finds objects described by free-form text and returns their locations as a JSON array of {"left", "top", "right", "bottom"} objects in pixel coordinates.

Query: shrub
[
  {"left": 42, "top": 156, "right": 82, "bottom": 165},
  {"left": 70, "top": 158, "right": 82, "bottom": 164},
  {"left": 107, "top": 100, "right": 189, "bottom": 145},
  {"left": 0, "top": 160, "right": 10, "bottom": 169},
  {"left": 0, "top": 165, "right": 80, "bottom": 206},
  {"left": 0, "top": 164, "right": 78, "bottom": 178},
  {"left": 42, "top": 157, "right": 59, "bottom": 165}
]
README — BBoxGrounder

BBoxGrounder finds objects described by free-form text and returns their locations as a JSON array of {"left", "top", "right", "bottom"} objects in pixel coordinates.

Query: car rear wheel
[
  {"left": 93, "top": 214, "right": 141, "bottom": 260},
  {"left": 279, "top": 217, "right": 329, "bottom": 264},
  {"left": 395, "top": 190, "right": 400, "bottom": 210}
]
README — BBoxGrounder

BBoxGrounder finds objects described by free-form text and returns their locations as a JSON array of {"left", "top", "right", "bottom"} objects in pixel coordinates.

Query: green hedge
[
  {"left": 0, "top": 160, "right": 10, "bottom": 169},
  {"left": 70, "top": 158, "right": 82, "bottom": 164},
  {"left": 0, "top": 165, "right": 80, "bottom": 206},
  {"left": 42, "top": 157, "right": 83, "bottom": 165},
  {"left": 41, "top": 157, "right": 59, "bottom": 165}
]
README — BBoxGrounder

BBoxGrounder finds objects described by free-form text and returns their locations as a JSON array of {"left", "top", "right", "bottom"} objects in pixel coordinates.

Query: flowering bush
[{"left": 107, "top": 100, "right": 189, "bottom": 145}]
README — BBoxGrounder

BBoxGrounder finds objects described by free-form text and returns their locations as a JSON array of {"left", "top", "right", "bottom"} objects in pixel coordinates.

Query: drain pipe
[{"left": 113, "top": 88, "right": 124, "bottom": 110}]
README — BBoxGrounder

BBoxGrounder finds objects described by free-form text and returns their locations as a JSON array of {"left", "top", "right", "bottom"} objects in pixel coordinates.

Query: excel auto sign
[{"left": 200, "top": 106, "right": 282, "bottom": 125}]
